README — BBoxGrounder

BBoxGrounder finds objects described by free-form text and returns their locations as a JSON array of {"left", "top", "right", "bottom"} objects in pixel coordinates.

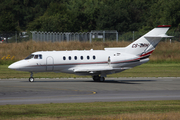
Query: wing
[{"left": 73, "top": 66, "right": 131, "bottom": 73}]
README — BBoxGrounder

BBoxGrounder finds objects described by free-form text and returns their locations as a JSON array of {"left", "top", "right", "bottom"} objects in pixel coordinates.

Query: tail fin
[{"left": 126, "top": 25, "right": 173, "bottom": 58}]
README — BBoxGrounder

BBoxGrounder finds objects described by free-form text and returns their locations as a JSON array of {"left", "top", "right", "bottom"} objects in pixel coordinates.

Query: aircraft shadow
[
  {"left": 86, "top": 80, "right": 156, "bottom": 84},
  {"left": 21, "top": 79, "right": 156, "bottom": 84}
]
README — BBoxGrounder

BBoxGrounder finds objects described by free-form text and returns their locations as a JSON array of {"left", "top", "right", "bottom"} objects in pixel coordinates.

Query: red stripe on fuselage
[
  {"left": 111, "top": 58, "right": 140, "bottom": 64},
  {"left": 140, "top": 50, "right": 154, "bottom": 57}
]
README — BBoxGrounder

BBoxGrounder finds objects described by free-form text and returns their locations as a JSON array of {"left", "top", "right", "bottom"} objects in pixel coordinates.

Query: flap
[{"left": 73, "top": 67, "right": 131, "bottom": 73}]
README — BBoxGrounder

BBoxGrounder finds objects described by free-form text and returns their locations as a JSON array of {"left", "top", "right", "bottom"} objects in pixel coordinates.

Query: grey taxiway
[{"left": 0, "top": 77, "right": 180, "bottom": 105}]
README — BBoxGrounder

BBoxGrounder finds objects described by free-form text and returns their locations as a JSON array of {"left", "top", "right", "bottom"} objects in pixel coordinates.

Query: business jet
[{"left": 8, "top": 25, "right": 172, "bottom": 82}]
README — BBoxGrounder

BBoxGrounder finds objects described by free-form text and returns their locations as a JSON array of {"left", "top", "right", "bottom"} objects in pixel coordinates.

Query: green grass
[
  {"left": 0, "top": 100, "right": 180, "bottom": 120},
  {"left": 1, "top": 63, "right": 180, "bottom": 79}
]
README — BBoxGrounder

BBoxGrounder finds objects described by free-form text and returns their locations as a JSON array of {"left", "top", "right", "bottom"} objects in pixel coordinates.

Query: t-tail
[{"left": 125, "top": 25, "right": 173, "bottom": 59}]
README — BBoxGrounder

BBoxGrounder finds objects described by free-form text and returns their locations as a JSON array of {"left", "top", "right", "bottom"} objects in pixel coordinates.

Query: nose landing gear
[{"left": 29, "top": 72, "right": 34, "bottom": 82}]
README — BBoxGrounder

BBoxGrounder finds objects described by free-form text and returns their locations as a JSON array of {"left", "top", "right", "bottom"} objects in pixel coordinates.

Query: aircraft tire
[
  {"left": 93, "top": 75, "right": 100, "bottom": 82},
  {"left": 29, "top": 77, "right": 34, "bottom": 82},
  {"left": 100, "top": 77, "right": 105, "bottom": 82}
]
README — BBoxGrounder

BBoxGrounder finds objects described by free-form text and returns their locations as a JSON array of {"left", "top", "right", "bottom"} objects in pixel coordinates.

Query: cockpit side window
[
  {"left": 34, "top": 55, "right": 38, "bottom": 59},
  {"left": 39, "top": 55, "right": 42, "bottom": 59},
  {"left": 25, "top": 54, "right": 34, "bottom": 60}
]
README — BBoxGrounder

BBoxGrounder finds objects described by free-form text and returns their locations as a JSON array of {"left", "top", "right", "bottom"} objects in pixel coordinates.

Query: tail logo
[{"left": 132, "top": 43, "right": 149, "bottom": 48}]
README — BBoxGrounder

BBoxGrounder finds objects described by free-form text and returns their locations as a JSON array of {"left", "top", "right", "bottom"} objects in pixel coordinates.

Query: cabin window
[
  {"left": 74, "top": 56, "right": 77, "bottom": 60},
  {"left": 69, "top": 56, "right": 71, "bottom": 60},
  {"left": 63, "top": 56, "right": 66, "bottom": 60},
  {"left": 80, "top": 56, "right": 83, "bottom": 60},
  {"left": 93, "top": 55, "right": 96, "bottom": 60},
  {"left": 87, "top": 56, "right": 90, "bottom": 60}
]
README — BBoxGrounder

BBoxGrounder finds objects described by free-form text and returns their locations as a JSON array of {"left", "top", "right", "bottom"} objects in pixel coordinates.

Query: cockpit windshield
[
  {"left": 25, "top": 54, "right": 42, "bottom": 60},
  {"left": 25, "top": 54, "right": 34, "bottom": 60}
]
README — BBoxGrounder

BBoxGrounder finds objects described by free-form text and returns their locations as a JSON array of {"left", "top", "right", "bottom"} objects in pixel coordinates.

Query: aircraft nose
[{"left": 8, "top": 63, "right": 19, "bottom": 70}]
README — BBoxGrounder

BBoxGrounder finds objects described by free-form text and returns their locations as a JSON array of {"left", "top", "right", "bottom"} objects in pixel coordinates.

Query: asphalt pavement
[{"left": 0, "top": 77, "right": 180, "bottom": 105}]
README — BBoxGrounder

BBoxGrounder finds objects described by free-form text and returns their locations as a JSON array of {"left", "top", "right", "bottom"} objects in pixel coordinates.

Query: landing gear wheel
[
  {"left": 29, "top": 72, "right": 34, "bottom": 82},
  {"left": 100, "top": 77, "right": 105, "bottom": 82},
  {"left": 29, "top": 77, "right": 34, "bottom": 82},
  {"left": 93, "top": 75, "right": 100, "bottom": 82},
  {"left": 93, "top": 76, "right": 105, "bottom": 82}
]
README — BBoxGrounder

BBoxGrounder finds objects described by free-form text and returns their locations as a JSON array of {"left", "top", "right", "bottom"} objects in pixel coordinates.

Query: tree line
[{"left": 0, "top": 0, "right": 180, "bottom": 33}]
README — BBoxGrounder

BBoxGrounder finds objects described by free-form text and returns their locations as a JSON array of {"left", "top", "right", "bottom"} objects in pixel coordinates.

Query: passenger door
[{"left": 46, "top": 56, "right": 54, "bottom": 71}]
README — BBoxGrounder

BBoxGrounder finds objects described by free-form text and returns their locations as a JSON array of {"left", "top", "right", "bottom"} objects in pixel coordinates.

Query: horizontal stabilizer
[{"left": 144, "top": 34, "right": 173, "bottom": 38}]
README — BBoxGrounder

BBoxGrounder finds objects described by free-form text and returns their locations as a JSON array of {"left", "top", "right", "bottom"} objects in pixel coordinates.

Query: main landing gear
[
  {"left": 29, "top": 72, "right": 34, "bottom": 82},
  {"left": 93, "top": 75, "right": 105, "bottom": 82}
]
